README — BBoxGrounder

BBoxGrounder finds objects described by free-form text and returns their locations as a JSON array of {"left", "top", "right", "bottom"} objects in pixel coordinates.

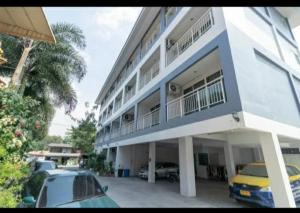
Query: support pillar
[
  {"left": 178, "top": 136, "right": 196, "bottom": 197},
  {"left": 106, "top": 148, "right": 110, "bottom": 163},
  {"left": 259, "top": 132, "right": 296, "bottom": 207},
  {"left": 224, "top": 141, "right": 236, "bottom": 181},
  {"left": 148, "top": 142, "right": 156, "bottom": 183},
  {"left": 114, "top": 146, "right": 120, "bottom": 177}
]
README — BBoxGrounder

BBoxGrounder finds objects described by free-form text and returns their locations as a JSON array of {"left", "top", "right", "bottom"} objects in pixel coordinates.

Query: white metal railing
[
  {"left": 107, "top": 110, "right": 113, "bottom": 119},
  {"left": 167, "top": 77, "right": 225, "bottom": 121},
  {"left": 121, "top": 121, "right": 135, "bottom": 136},
  {"left": 104, "top": 133, "right": 110, "bottom": 141},
  {"left": 110, "top": 127, "right": 120, "bottom": 139},
  {"left": 114, "top": 100, "right": 122, "bottom": 112},
  {"left": 139, "top": 61, "right": 160, "bottom": 90},
  {"left": 166, "top": 8, "right": 214, "bottom": 65},
  {"left": 124, "top": 86, "right": 136, "bottom": 103},
  {"left": 137, "top": 108, "right": 160, "bottom": 130}
]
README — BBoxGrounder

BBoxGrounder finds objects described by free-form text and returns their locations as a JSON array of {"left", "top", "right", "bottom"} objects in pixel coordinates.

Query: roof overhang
[
  {"left": 95, "top": 7, "right": 161, "bottom": 105},
  {"left": 0, "top": 7, "right": 56, "bottom": 43},
  {"left": 275, "top": 7, "right": 300, "bottom": 28}
]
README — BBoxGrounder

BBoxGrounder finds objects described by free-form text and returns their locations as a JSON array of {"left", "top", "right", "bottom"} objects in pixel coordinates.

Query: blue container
[{"left": 123, "top": 169, "right": 130, "bottom": 177}]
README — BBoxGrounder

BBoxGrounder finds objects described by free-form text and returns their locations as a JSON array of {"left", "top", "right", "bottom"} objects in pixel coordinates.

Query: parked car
[
  {"left": 138, "top": 162, "right": 179, "bottom": 179},
  {"left": 229, "top": 162, "right": 300, "bottom": 208},
  {"left": 34, "top": 160, "right": 57, "bottom": 172},
  {"left": 19, "top": 169, "right": 119, "bottom": 208}
]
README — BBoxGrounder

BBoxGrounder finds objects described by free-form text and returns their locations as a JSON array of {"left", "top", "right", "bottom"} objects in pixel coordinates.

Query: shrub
[{"left": 0, "top": 88, "right": 44, "bottom": 207}]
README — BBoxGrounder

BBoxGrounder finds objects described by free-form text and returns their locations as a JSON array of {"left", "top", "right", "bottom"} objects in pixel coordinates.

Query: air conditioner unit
[
  {"left": 124, "top": 114, "right": 134, "bottom": 121},
  {"left": 168, "top": 83, "right": 181, "bottom": 95},
  {"left": 166, "top": 39, "right": 175, "bottom": 49}
]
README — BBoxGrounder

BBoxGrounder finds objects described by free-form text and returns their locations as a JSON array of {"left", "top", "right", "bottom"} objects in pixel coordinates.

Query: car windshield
[
  {"left": 35, "top": 162, "right": 55, "bottom": 171},
  {"left": 37, "top": 174, "right": 104, "bottom": 207},
  {"left": 239, "top": 165, "right": 300, "bottom": 178}
]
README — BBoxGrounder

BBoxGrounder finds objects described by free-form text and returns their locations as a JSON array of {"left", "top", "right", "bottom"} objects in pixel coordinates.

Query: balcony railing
[
  {"left": 111, "top": 127, "right": 120, "bottom": 139},
  {"left": 137, "top": 108, "right": 160, "bottom": 130},
  {"left": 104, "top": 133, "right": 110, "bottom": 142},
  {"left": 124, "top": 86, "right": 136, "bottom": 104},
  {"left": 114, "top": 100, "right": 122, "bottom": 112},
  {"left": 167, "top": 77, "right": 225, "bottom": 121},
  {"left": 166, "top": 8, "right": 214, "bottom": 66},
  {"left": 121, "top": 121, "right": 135, "bottom": 136},
  {"left": 139, "top": 61, "right": 160, "bottom": 90},
  {"left": 107, "top": 110, "right": 113, "bottom": 119}
]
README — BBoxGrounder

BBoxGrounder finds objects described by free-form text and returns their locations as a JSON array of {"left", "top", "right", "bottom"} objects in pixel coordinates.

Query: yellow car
[{"left": 229, "top": 162, "right": 300, "bottom": 207}]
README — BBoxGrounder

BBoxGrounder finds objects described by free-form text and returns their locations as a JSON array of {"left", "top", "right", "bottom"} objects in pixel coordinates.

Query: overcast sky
[{"left": 45, "top": 7, "right": 300, "bottom": 137}]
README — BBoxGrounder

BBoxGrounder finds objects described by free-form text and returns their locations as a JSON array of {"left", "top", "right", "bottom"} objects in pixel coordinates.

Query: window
[
  {"left": 38, "top": 174, "right": 104, "bottom": 207},
  {"left": 269, "top": 7, "right": 293, "bottom": 41},
  {"left": 24, "top": 172, "right": 47, "bottom": 201},
  {"left": 206, "top": 70, "right": 222, "bottom": 83}
]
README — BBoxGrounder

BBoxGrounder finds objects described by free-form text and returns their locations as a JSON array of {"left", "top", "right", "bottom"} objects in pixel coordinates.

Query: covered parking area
[{"left": 106, "top": 128, "right": 300, "bottom": 207}]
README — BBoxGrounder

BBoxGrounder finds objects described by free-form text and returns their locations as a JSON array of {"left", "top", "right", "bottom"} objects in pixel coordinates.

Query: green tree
[
  {"left": 29, "top": 135, "right": 65, "bottom": 151},
  {"left": 0, "top": 22, "right": 87, "bottom": 138},
  {"left": 66, "top": 111, "right": 97, "bottom": 154},
  {"left": 0, "top": 88, "right": 44, "bottom": 207}
]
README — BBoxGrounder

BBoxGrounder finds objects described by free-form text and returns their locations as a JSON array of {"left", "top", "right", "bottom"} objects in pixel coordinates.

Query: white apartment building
[{"left": 94, "top": 7, "right": 300, "bottom": 207}]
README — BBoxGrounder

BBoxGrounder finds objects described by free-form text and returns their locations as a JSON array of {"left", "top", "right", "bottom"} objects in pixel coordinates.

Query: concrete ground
[{"left": 96, "top": 176, "right": 249, "bottom": 208}]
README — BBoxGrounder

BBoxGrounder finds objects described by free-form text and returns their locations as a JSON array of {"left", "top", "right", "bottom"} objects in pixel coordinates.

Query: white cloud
[{"left": 93, "top": 7, "right": 141, "bottom": 40}]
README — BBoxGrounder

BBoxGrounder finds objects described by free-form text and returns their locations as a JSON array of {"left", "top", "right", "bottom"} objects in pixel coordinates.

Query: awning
[{"left": 0, "top": 7, "right": 56, "bottom": 43}]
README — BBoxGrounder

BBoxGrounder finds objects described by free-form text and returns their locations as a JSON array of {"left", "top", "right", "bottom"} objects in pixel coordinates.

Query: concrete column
[
  {"left": 159, "top": 84, "right": 167, "bottom": 125},
  {"left": 148, "top": 142, "right": 156, "bottom": 183},
  {"left": 224, "top": 141, "right": 236, "bottom": 181},
  {"left": 253, "top": 146, "right": 264, "bottom": 162},
  {"left": 259, "top": 132, "right": 296, "bottom": 207},
  {"left": 106, "top": 148, "right": 110, "bottom": 162},
  {"left": 178, "top": 136, "right": 196, "bottom": 197},
  {"left": 114, "top": 146, "right": 120, "bottom": 177}
]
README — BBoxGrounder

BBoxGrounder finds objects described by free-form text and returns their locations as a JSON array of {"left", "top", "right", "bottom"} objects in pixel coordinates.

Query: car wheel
[{"left": 155, "top": 172, "right": 158, "bottom": 180}]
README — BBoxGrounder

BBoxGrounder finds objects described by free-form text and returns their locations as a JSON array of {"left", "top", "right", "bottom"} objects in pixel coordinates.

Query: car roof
[
  {"left": 36, "top": 160, "right": 55, "bottom": 163},
  {"left": 44, "top": 169, "right": 92, "bottom": 177},
  {"left": 248, "top": 162, "right": 299, "bottom": 168}
]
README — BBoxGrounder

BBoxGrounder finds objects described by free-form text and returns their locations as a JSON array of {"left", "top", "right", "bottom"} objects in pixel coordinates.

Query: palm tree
[{"left": 0, "top": 22, "right": 87, "bottom": 138}]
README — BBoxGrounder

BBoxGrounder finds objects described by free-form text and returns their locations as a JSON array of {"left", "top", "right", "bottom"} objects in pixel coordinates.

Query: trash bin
[
  {"left": 124, "top": 169, "right": 130, "bottom": 177},
  {"left": 117, "top": 169, "right": 123, "bottom": 177}
]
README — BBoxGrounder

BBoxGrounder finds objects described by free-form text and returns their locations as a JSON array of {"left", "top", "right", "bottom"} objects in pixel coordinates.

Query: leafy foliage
[
  {"left": 29, "top": 135, "right": 65, "bottom": 151},
  {"left": 66, "top": 111, "right": 97, "bottom": 154},
  {"left": 0, "top": 88, "right": 44, "bottom": 207},
  {"left": 0, "top": 22, "right": 87, "bottom": 138}
]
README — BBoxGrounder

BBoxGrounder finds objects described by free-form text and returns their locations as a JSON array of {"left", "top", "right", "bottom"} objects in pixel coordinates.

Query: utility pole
[{"left": 10, "top": 39, "right": 33, "bottom": 89}]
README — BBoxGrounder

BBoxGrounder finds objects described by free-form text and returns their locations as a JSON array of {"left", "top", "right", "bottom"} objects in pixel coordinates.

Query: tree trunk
[{"left": 9, "top": 39, "right": 33, "bottom": 90}]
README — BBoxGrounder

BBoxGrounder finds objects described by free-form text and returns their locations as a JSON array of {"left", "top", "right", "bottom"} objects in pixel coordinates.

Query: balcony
[
  {"left": 137, "top": 90, "right": 160, "bottom": 130},
  {"left": 137, "top": 108, "right": 160, "bottom": 130},
  {"left": 124, "top": 75, "right": 137, "bottom": 104},
  {"left": 166, "top": 48, "right": 226, "bottom": 121},
  {"left": 139, "top": 50, "right": 160, "bottom": 90},
  {"left": 167, "top": 77, "right": 225, "bottom": 120},
  {"left": 114, "top": 91, "right": 123, "bottom": 113},
  {"left": 121, "top": 121, "right": 135, "bottom": 136},
  {"left": 166, "top": 8, "right": 214, "bottom": 66}
]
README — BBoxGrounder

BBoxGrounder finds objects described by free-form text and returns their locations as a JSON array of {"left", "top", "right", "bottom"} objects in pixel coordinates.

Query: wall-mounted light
[{"left": 232, "top": 112, "right": 240, "bottom": 122}]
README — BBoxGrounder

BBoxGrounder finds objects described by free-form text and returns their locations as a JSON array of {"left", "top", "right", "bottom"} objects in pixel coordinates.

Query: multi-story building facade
[{"left": 94, "top": 7, "right": 300, "bottom": 207}]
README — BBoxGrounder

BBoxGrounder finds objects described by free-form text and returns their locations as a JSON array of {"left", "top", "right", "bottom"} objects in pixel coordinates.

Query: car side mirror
[
  {"left": 23, "top": 196, "right": 36, "bottom": 207},
  {"left": 102, "top": 185, "right": 108, "bottom": 192}
]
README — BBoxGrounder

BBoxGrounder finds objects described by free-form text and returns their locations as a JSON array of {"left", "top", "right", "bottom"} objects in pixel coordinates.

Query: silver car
[{"left": 138, "top": 162, "right": 179, "bottom": 179}]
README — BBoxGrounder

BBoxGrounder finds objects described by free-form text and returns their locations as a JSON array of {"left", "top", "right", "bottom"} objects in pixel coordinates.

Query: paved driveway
[{"left": 97, "top": 176, "right": 248, "bottom": 207}]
